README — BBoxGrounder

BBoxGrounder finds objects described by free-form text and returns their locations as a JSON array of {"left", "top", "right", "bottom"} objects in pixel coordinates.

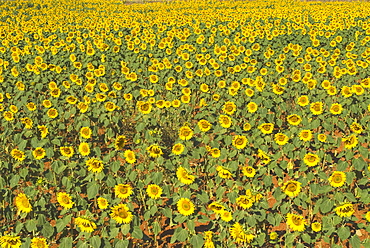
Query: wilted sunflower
[
  {"left": 311, "top": 222, "right": 322, "bottom": 232},
  {"left": 330, "top": 103, "right": 343, "bottom": 115},
  {"left": 274, "top": 133, "right": 289, "bottom": 145},
  {"left": 80, "top": 127, "right": 92, "bottom": 139},
  {"left": 287, "top": 114, "right": 302, "bottom": 126},
  {"left": 30, "top": 237, "right": 48, "bottom": 248},
  {"left": 176, "top": 167, "right": 195, "bottom": 184},
  {"left": 79, "top": 142, "right": 90, "bottom": 156},
  {"left": 258, "top": 123, "right": 274, "bottom": 134},
  {"left": 198, "top": 120, "right": 212, "bottom": 132},
  {"left": 75, "top": 217, "right": 97, "bottom": 233},
  {"left": 60, "top": 146, "right": 74, "bottom": 158},
  {"left": 33, "top": 147, "right": 46, "bottom": 160},
  {"left": 97, "top": 197, "right": 109, "bottom": 210},
  {"left": 124, "top": 150, "right": 136, "bottom": 164},
  {"left": 178, "top": 126, "right": 193, "bottom": 140},
  {"left": 286, "top": 213, "right": 306, "bottom": 232},
  {"left": 219, "top": 115, "right": 232, "bottom": 128},
  {"left": 299, "top": 130, "right": 312, "bottom": 141},
  {"left": 328, "top": 171, "right": 346, "bottom": 187},
  {"left": 342, "top": 134, "right": 358, "bottom": 149},
  {"left": 303, "top": 153, "right": 320, "bottom": 167},
  {"left": 146, "top": 184, "right": 163, "bottom": 199},
  {"left": 11, "top": 149, "right": 26, "bottom": 162},
  {"left": 47, "top": 108, "right": 58, "bottom": 118},
  {"left": 147, "top": 145, "right": 163, "bottom": 158},
  {"left": 232, "top": 135, "right": 248, "bottom": 149},
  {"left": 242, "top": 166, "right": 256, "bottom": 177},
  {"left": 86, "top": 158, "right": 104, "bottom": 173},
  {"left": 310, "top": 102, "right": 324, "bottom": 115},
  {"left": 115, "top": 135, "right": 126, "bottom": 150},
  {"left": 236, "top": 195, "right": 253, "bottom": 209},
  {"left": 110, "top": 204, "right": 133, "bottom": 224},
  {"left": 177, "top": 198, "right": 195, "bottom": 216},
  {"left": 0, "top": 236, "right": 21, "bottom": 248},
  {"left": 282, "top": 180, "right": 301, "bottom": 197},
  {"left": 335, "top": 203, "right": 354, "bottom": 217},
  {"left": 15, "top": 193, "right": 32, "bottom": 213},
  {"left": 172, "top": 143, "right": 185, "bottom": 155},
  {"left": 115, "top": 184, "right": 133, "bottom": 199},
  {"left": 57, "top": 192, "right": 74, "bottom": 209}
]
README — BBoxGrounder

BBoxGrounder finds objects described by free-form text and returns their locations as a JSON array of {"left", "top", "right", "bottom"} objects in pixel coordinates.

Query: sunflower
[
  {"left": 80, "top": 127, "right": 92, "bottom": 139},
  {"left": 282, "top": 180, "right": 301, "bottom": 197},
  {"left": 0, "top": 236, "right": 21, "bottom": 248},
  {"left": 243, "top": 123, "right": 251, "bottom": 131},
  {"left": 176, "top": 167, "right": 195, "bottom": 184},
  {"left": 9, "top": 105, "right": 18, "bottom": 113},
  {"left": 147, "top": 145, "right": 163, "bottom": 158},
  {"left": 198, "top": 120, "right": 212, "bottom": 132},
  {"left": 115, "top": 135, "right": 126, "bottom": 150},
  {"left": 60, "top": 146, "right": 74, "bottom": 158},
  {"left": 10, "top": 149, "right": 26, "bottom": 162},
  {"left": 86, "top": 158, "right": 104, "bottom": 173},
  {"left": 208, "top": 202, "right": 225, "bottom": 214},
  {"left": 172, "top": 143, "right": 185, "bottom": 155},
  {"left": 223, "top": 101, "right": 237, "bottom": 115},
  {"left": 230, "top": 222, "right": 253, "bottom": 244},
  {"left": 258, "top": 149, "right": 271, "bottom": 165},
  {"left": 79, "top": 142, "right": 90, "bottom": 156},
  {"left": 21, "top": 117, "right": 33, "bottom": 129},
  {"left": 242, "top": 166, "right": 256, "bottom": 177},
  {"left": 97, "top": 197, "right": 109, "bottom": 209},
  {"left": 310, "top": 102, "right": 324, "bottom": 115},
  {"left": 287, "top": 114, "right": 302, "bottom": 126},
  {"left": 177, "top": 198, "right": 195, "bottom": 216},
  {"left": 236, "top": 195, "right": 253, "bottom": 209},
  {"left": 15, "top": 193, "right": 32, "bottom": 213},
  {"left": 30, "top": 237, "right": 48, "bottom": 248},
  {"left": 350, "top": 122, "right": 363, "bottom": 134},
  {"left": 47, "top": 108, "right": 58, "bottom": 118},
  {"left": 137, "top": 101, "right": 152, "bottom": 114},
  {"left": 365, "top": 211, "right": 370, "bottom": 222},
  {"left": 124, "top": 150, "right": 136, "bottom": 164},
  {"left": 178, "top": 126, "right": 193, "bottom": 140},
  {"left": 311, "top": 222, "right": 322, "bottom": 232},
  {"left": 269, "top": 232, "right": 278, "bottom": 240},
  {"left": 57, "top": 192, "right": 74, "bottom": 209},
  {"left": 146, "top": 184, "right": 163, "bottom": 199},
  {"left": 328, "top": 171, "right": 346, "bottom": 187},
  {"left": 149, "top": 74, "right": 159, "bottom": 83},
  {"left": 110, "top": 203, "right": 133, "bottom": 224},
  {"left": 3, "top": 111, "right": 14, "bottom": 121},
  {"left": 318, "top": 134, "right": 327, "bottom": 142},
  {"left": 219, "top": 115, "right": 232, "bottom": 128},
  {"left": 232, "top": 135, "right": 248, "bottom": 149},
  {"left": 37, "top": 125, "right": 48, "bottom": 138},
  {"left": 342, "top": 135, "right": 358, "bottom": 149},
  {"left": 335, "top": 203, "right": 355, "bottom": 217},
  {"left": 75, "top": 217, "right": 97, "bottom": 233},
  {"left": 330, "top": 103, "right": 343, "bottom": 115},
  {"left": 274, "top": 133, "right": 289, "bottom": 145},
  {"left": 220, "top": 210, "right": 233, "bottom": 222},
  {"left": 115, "top": 184, "right": 133, "bottom": 199},
  {"left": 299, "top": 130, "right": 312, "bottom": 141},
  {"left": 286, "top": 213, "right": 306, "bottom": 232},
  {"left": 303, "top": 153, "right": 320, "bottom": 167},
  {"left": 203, "top": 231, "right": 215, "bottom": 248},
  {"left": 33, "top": 147, "right": 46, "bottom": 160},
  {"left": 105, "top": 101, "right": 116, "bottom": 112},
  {"left": 247, "top": 102, "right": 258, "bottom": 113},
  {"left": 245, "top": 88, "right": 254, "bottom": 97},
  {"left": 123, "top": 93, "right": 133, "bottom": 101},
  {"left": 258, "top": 123, "right": 274, "bottom": 134}
]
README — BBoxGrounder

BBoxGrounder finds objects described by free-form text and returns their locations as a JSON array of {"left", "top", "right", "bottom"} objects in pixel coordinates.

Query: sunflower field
[{"left": 0, "top": 0, "right": 370, "bottom": 247}]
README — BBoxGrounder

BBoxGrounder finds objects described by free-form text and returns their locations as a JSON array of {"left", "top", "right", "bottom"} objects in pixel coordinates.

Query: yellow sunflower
[
  {"left": 311, "top": 222, "right": 322, "bottom": 232},
  {"left": 172, "top": 143, "right": 185, "bottom": 155},
  {"left": 15, "top": 193, "right": 32, "bottom": 213},
  {"left": 328, "top": 171, "right": 346, "bottom": 187},
  {"left": 208, "top": 202, "right": 225, "bottom": 214},
  {"left": 210, "top": 148, "right": 221, "bottom": 158},
  {"left": 30, "top": 237, "right": 48, "bottom": 248},
  {"left": 0, "top": 236, "right": 21, "bottom": 248},
  {"left": 242, "top": 166, "right": 256, "bottom": 178},
  {"left": 258, "top": 123, "right": 274, "bottom": 134},
  {"left": 219, "top": 115, "right": 232, "bottom": 128},
  {"left": 318, "top": 134, "right": 327, "bottom": 142},
  {"left": 57, "top": 192, "right": 74, "bottom": 209},
  {"left": 176, "top": 167, "right": 195, "bottom": 185},
  {"left": 287, "top": 114, "right": 302, "bottom": 126},
  {"left": 110, "top": 203, "right": 133, "bottom": 224},
  {"left": 282, "top": 180, "right": 301, "bottom": 197},
  {"left": 220, "top": 210, "right": 233, "bottom": 222},
  {"left": 236, "top": 195, "right": 254, "bottom": 209},
  {"left": 79, "top": 142, "right": 90, "bottom": 156},
  {"left": 274, "top": 133, "right": 289, "bottom": 145},
  {"left": 33, "top": 147, "right": 46, "bottom": 160},
  {"left": 330, "top": 103, "right": 343, "bottom": 115},
  {"left": 86, "top": 158, "right": 104, "bottom": 173},
  {"left": 342, "top": 135, "right": 358, "bottom": 149},
  {"left": 115, "top": 135, "right": 126, "bottom": 150},
  {"left": 146, "top": 184, "right": 163, "bottom": 199},
  {"left": 177, "top": 198, "right": 195, "bottom": 216},
  {"left": 222, "top": 101, "right": 237, "bottom": 115},
  {"left": 38, "top": 125, "right": 49, "bottom": 139},
  {"left": 198, "top": 119, "right": 212, "bottom": 132},
  {"left": 350, "top": 122, "right": 363, "bottom": 134},
  {"left": 297, "top": 95, "right": 309, "bottom": 106},
  {"left": 10, "top": 149, "right": 26, "bottom": 162},
  {"left": 286, "top": 213, "right": 306, "bottom": 232},
  {"left": 230, "top": 222, "right": 254, "bottom": 244},
  {"left": 97, "top": 197, "right": 109, "bottom": 210},
  {"left": 232, "top": 135, "right": 248, "bottom": 149},
  {"left": 299, "top": 130, "right": 312, "bottom": 141},
  {"left": 179, "top": 126, "right": 193, "bottom": 140},
  {"left": 46, "top": 108, "right": 58, "bottom": 118},
  {"left": 310, "top": 102, "right": 324, "bottom": 115},
  {"left": 247, "top": 102, "right": 258, "bottom": 113},
  {"left": 147, "top": 145, "right": 163, "bottom": 158},
  {"left": 217, "top": 166, "right": 233, "bottom": 179},
  {"left": 3, "top": 111, "right": 14, "bottom": 121},
  {"left": 115, "top": 184, "right": 133, "bottom": 199},
  {"left": 365, "top": 211, "right": 370, "bottom": 222},
  {"left": 303, "top": 153, "right": 320, "bottom": 167},
  {"left": 60, "top": 146, "right": 74, "bottom": 158},
  {"left": 124, "top": 150, "right": 136, "bottom": 164},
  {"left": 335, "top": 203, "right": 355, "bottom": 217},
  {"left": 137, "top": 101, "right": 152, "bottom": 114},
  {"left": 75, "top": 217, "right": 97, "bottom": 233},
  {"left": 80, "top": 127, "right": 92, "bottom": 139}
]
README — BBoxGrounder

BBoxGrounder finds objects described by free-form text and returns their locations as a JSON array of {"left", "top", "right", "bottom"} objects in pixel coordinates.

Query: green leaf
[
  {"left": 87, "top": 181, "right": 99, "bottom": 199},
  {"left": 320, "top": 199, "right": 333, "bottom": 213},
  {"left": 153, "top": 222, "right": 161, "bottom": 236},
  {"left": 41, "top": 221, "right": 54, "bottom": 238},
  {"left": 25, "top": 219, "right": 37, "bottom": 232},
  {"left": 132, "top": 226, "right": 143, "bottom": 239},
  {"left": 59, "top": 237, "right": 73, "bottom": 248},
  {"left": 10, "top": 174, "right": 20, "bottom": 188},
  {"left": 337, "top": 226, "right": 350, "bottom": 241},
  {"left": 90, "top": 236, "right": 101, "bottom": 248},
  {"left": 190, "top": 234, "right": 204, "bottom": 248},
  {"left": 177, "top": 228, "right": 189, "bottom": 242}
]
